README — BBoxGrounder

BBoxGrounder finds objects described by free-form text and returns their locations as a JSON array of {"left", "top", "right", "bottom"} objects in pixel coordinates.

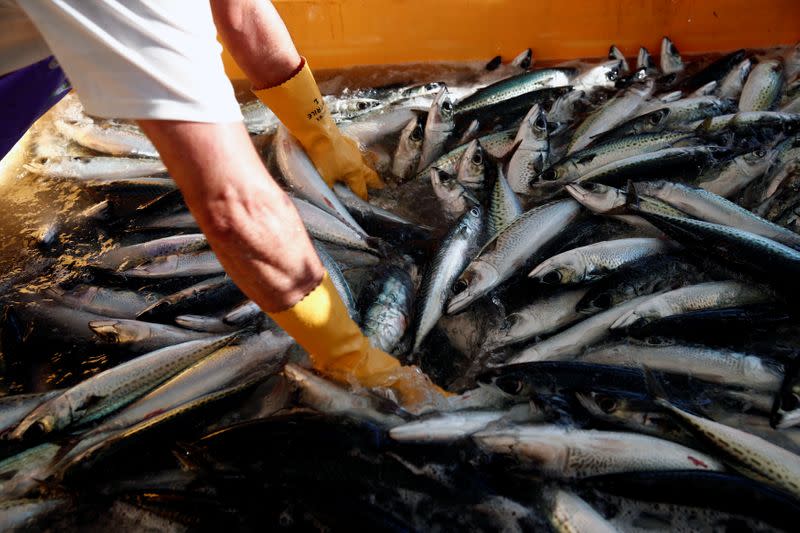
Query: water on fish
[{"left": 2, "top": 44, "right": 800, "bottom": 531}]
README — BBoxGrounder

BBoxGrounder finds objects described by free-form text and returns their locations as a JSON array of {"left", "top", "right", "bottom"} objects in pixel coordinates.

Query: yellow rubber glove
[
  {"left": 253, "top": 59, "right": 383, "bottom": 199},
  {"left": 268, "top": 272, "right": 449, "bottom": 411}
]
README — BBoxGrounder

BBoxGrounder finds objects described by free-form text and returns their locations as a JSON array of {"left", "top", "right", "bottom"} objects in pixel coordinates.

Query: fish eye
[
  {"left": 454, "top": 279, "right": 469, "bottom": 294},
  {"left": 755, "top": 149, "right": 767, "bottom": 158},
  {"left": 540, "top": 168, "right": 558, "bottom": 181},
  {"left": 534, "top": 114, "right": 547, "bottom": 131},
  {"left": 584, "top": 182, "right": 602, "bottom": 192},
  {"left": 469, "top": 206, "right": 481, "bottom": 217},
  {"left": 541, "top": 270, "right": 562, "bottom": 284},
  {"left": 410, "top": 125, "right": 424, "bottom": 142},
  {"left": 471, "top": 151, "right": 483, "bottom": 166},
  {"left": 357, "top": 101, "right": 369, "bottom": 110},
  {"left": 497, "top": 376, "right": 525, "bottom": 396},
  {"left": 592, "top": 293, "right": 613, "bottom": 309},
  {"left": 426, "top": 82, "right": 441, "bottom": 91},
  {"left": 783, "top": 393, "right": 800, "bottom": 411},
  {"left": 596, "top": 395, "right": 618, "bottom": 414},
  {"left": 441, "top": 100, "right": 453, "bottom": 112},
  {"left": 649, "top": 111, "right": 666, "bottom": 125}
]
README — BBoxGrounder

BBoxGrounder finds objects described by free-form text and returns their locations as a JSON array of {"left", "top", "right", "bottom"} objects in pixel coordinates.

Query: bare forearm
[
  {"left": 210, "top": 0, "right": 301, "bottom": 89},
  {"left": 138, "top": 119, "right": 323, "bottom": 312}
]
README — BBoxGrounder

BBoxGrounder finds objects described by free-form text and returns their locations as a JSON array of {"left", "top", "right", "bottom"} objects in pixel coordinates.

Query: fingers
[
  {"left": 363, "top": 166, "right": 385, "bottom": 190},
  {"left": 345, "top": 173, "right": 369, "bottom": 200}
]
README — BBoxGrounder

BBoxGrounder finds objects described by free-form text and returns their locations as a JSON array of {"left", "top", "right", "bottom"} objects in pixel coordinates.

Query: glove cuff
[
  {"left": 252, "top": 57, "right": 333, "bottom": 139},
  {"left": 268, "top": 272, "right": 400, "bottom": 381}
]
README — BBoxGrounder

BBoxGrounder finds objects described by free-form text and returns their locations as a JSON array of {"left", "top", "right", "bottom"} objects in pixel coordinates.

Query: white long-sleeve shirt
[{"left": 0, "top": 0, "right": 242, "bottom": 122}]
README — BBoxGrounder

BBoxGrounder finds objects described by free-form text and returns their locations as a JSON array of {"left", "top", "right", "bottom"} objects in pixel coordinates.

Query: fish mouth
[{"left": 88, "top": 320, "right": 122, "bottom": 342}]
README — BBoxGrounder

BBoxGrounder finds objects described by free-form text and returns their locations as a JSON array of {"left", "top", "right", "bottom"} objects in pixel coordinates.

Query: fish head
[
  {"left": 564, "top": 183, "right": 626, "bottom": 214},
  {"left": 529, "top": 255, "right": 584, "bottom": 285},
  {"left": 516, "top": 104, "right": 548, "bottom": 144},
  {"left": 392, "top": 116, "right": 425, "bottom": 179},
  {"left": 575, "top": 59, "right": 622, "bottom": 91},
  {"left": 511, "top": 48, "right": 533, "bottom": 70},
  {"left": 633, "top": 107, "right": 671, "bottom": 134},
  {"left": 637, "top": 47, "right": 657, "bottom": 73},
  {"left": 660, "top": 36, "right": 685, "bottom": 74},
  {"left": 608, "top": 45, "right": 630, "bottom": 74},
  {"left": 447, "top": 260, "right": 498, "bottom": 315},
  {"left": 431, "top": 167, "right": 475, "bottom": 213},
  {"left": 737, "top": 147, "right": 774, "bottom": 176},
  {"left": 457, "top": 140, "right": 487, "bottom": 190},
  {"left": 88, "top": 319, "right": 147, "bottom": 343},
  {"left": 427, "top": 88, "right": 455, "bottom": 130}
]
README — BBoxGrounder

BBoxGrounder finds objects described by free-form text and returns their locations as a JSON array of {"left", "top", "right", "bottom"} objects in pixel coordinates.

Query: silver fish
[
  {"left": 389, "top": 410, "right": 520, "bottom": 443},
  {"left": 456, "top": 139, "right": 488, "bottom": 191},
  {"left": 45, "top": 285, "right": 160, "bottom": 319},
  {"left": 718, "top": 58, "right": 752, "bottom": 100},
  {"left": 119, "top": 250, "right": 223, "bottom": 278},
  {"left": 697, "top": 147, "right": 775, "bottom": 198},
  {"left": 567, "top": 80, "right": 654, "bottom": 154},
  {"left": 173, "top": 314, "right": 237, "bottom": 333},
  {"left": 292, "top": 197, "right": 379, "bottom": 254},
  {"left": 85, "top": 331, "right": 291, "bottom": 435},
  {"left": 507, "top": 293, "right": 663, "bottom": 364},
  {"left": 739, "top": 59, "right": 784, "bottom": 111},
  {"left": 543, "top": 488, "right": 619, "bottom": 533},
  {"left": 580, "top": 339, "right": 782, "bottom": 391},
  {"left": 485, "top": 287, "right": 590, "bottom": 350},
  {"left": 413, "top": 205, "right": 484, "bottom": 351},
  {"left": 333, "top": 182, "right": 429, "bottom": 234},
  {"left": 55, "top": 120, "right": 158, "bottom": 158},
  {"left": 447, "top": 200, "right": 582, "bottom": 315},
  {"left": 609, "top": 45, "right": 630, "bottom": 75},
  {"left": 507, "top": 104, "right": 549, "bottom": 194},
  {"left": 275, "top": 124, "right": 364, "bottom": 231},
  {"left": 417, "top": 88, "right": 456, "bottom": 171},
  {"left": 529, "top": 238, "right": 675, "bottom": 285},
  {"left": 637, "top": 47, "right": 659, "bottom": 75},
  {"left": 92, "top": 234, "right": 208, "bottom": 271},
  {"left": 472, "top": 424, "right": 723, "bottom": 477},
  {"left": 89, "top": 318, "right": 214, "bottom": 352},
  {"left": 391, "top": 115, "right": 425, "bottom": 180},
  {"left": 489, "top": 165, "right": 523, "bottom": 236},
  {"left": 284, "top": 363, "right": 407, "bottom": 427},
  {"left": 431, "top": 167, "right": 478, "bottom": 221},
  {"left": 636, "top": 180, "right": 800, "bottom": 249},
  {"left": 655, "top": 395, "right": 800, "bottom": 499},
  {"left": 24, "top": 156, "right": 165, "bottom": 180},
  {"left": 360, "top": 264, "right": 415, "bottom": 353},
  {"left": 9, "top": 334, "right": 236, "bottom": 438},
  {"left": 611, "top": 281, "right": 773, "bottom": 330},
  {"left": 660, "top": 36, "right": 685, "bottom": 74},
  {"left": 315, "top": 240, "right": 359, "bottom": 321}
]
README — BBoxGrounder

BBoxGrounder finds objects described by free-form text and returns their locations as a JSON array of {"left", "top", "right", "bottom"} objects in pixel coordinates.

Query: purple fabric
[{"left": 0, "top": 56, "right": 70, "bottom": 158}]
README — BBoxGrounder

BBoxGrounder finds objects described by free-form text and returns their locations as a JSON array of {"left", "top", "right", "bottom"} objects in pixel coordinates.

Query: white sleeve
[{"left": 17, "top": 0, "right": 243, "bottom": 123}]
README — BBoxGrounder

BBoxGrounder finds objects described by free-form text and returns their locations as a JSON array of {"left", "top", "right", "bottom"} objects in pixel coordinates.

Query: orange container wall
[{"left": 222, "top": 0, "right": 800, "bottom": 79}]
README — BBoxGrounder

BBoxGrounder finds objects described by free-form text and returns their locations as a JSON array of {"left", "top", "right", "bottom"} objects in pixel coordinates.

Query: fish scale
[{"left": 657, "top": 399, "right": 800, "bottom": 499}]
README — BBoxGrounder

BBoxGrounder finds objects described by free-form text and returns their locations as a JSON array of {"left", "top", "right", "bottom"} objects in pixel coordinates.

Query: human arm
[
  {"left": 137, "top": 119, "right": 323, "bottom": 312},
  {"left": 210, "top": 0, "right": 383, "bottom": 199},
  {"left": 139, "top": 119, "right": 448, "bottom": 409}
]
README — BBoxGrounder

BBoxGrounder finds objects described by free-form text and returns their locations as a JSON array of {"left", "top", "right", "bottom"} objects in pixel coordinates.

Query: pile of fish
[{"left": 2, "top": 38, "right": 800, "bottom": 531}]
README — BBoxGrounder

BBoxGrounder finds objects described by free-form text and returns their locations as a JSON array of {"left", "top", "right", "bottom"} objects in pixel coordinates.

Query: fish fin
[
  {"left": 770, "top": 351, "right": 800, "bottom": 428},
  {"left": 75, "top": 394, "right": 107, "bottom": 413},
  {"left": 496, "top": 139, "right": 523, "bottom": 175},
  {"left": 485, "top": 55, "right": 502, "bottom": 71},
  {"left": 576, "top": 153, "right": 597, "bottom": 165},
  {"left": 624, "top": 180, "right": 640, "bottom": 211},
  {"left": 641, "top": 366, "right": 672, "bottom": 411}
]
